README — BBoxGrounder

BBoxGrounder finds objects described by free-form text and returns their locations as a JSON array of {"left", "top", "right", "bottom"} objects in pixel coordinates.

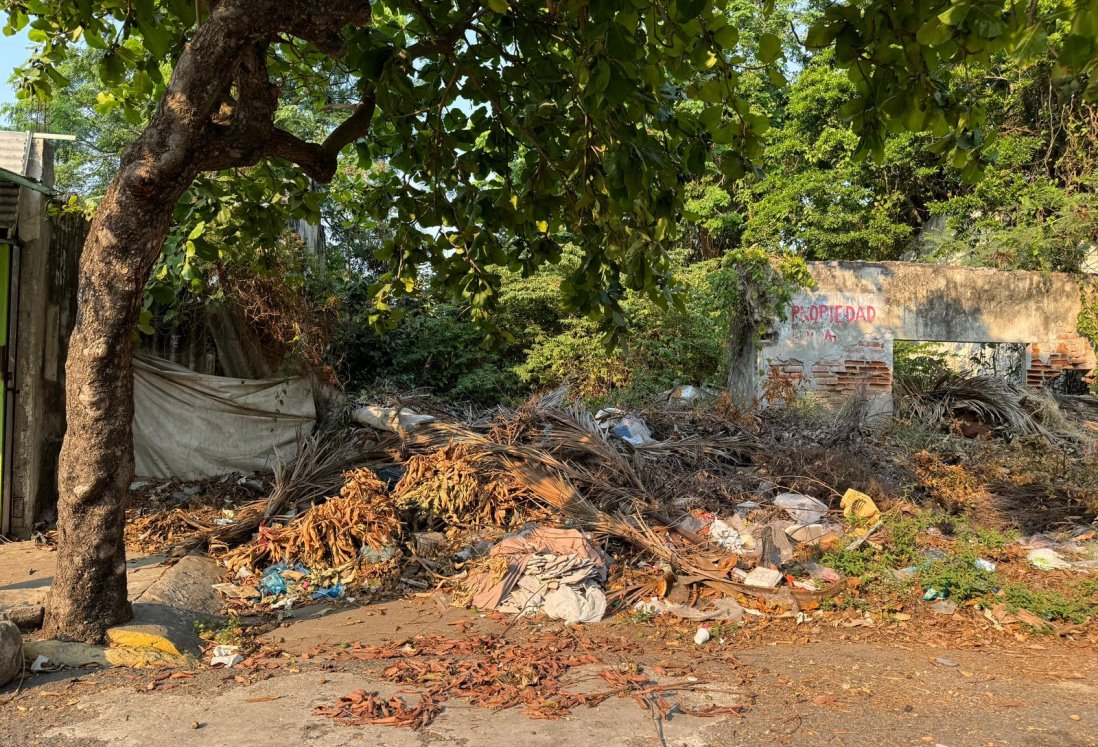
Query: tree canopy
[{"left": 7, "top": 0, "right": 1096, "bottom": 337}]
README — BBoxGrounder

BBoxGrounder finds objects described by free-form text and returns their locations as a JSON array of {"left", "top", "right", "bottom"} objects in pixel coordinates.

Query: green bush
[{"left": 343, "top": 248, "right": 740, "bottom": 405}]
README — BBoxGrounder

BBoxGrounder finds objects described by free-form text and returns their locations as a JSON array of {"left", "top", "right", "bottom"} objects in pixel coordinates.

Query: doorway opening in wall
[{"left": 892, "top": 340, "right": 1029, "bottom": 393}]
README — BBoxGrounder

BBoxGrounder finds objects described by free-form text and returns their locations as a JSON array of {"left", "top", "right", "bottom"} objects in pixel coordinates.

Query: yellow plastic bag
[{"left": 840, "top": 489, "right": 880, "bottom": 538}]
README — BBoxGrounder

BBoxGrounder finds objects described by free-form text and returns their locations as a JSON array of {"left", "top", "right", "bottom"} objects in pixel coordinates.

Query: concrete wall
[
  {"left": 754, "top": 261, "right": 1096, "bottom": 415},
  {"left": 7, "top": 140, "right": 86, "bottom": 536}
]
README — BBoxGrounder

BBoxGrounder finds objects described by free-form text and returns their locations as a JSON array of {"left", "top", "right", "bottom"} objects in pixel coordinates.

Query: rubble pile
[
  {"left": 171, "top": 389, "right": 881, "bottom": 621},
  {"left": 118, "top": 385, "right": 1095, "bottom": 635}
]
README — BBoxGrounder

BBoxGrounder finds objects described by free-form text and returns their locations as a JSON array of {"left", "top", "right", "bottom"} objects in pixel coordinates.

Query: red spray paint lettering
[{"left": 791, "top": 303, "right": 876, "bottom": 325}]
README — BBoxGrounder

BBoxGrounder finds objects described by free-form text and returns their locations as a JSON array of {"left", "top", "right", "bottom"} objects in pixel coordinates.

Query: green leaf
[
  {"left": 673, "top": 0, "right": 706, "bottom": 23},
  {"left": 1059, "top": 34, "right": 1094, "bottom": 72},
  {"left": 714, "top": 25, "right": 738, "bottom": 49},
  {"left": 758, "top": 32, "right": 782, "bottom": 64},
  {"left": 99, "top": 49, "right": 126, "bottom": 86},
  {"left": 938, "top": 3, "right": 970, "bottom": 27}
]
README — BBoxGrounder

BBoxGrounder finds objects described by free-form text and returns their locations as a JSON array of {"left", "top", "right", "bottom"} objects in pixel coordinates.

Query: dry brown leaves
[
  {"left": 909, "top": 450, "right": 992, "bottom": 513},
  {"left": 333, "top": 633, "right": 500, "bottom": 661},
  {"left": 395, "top": 444, "right": 482, "bottom": 522},
  {"left": 320, "top": 632, "right": 612, "bottom": 724},
  {"left": 314, "top": 691, "right": 442, "bottom": 730},
  {"left": 316, "top": 631, "right": 742, "bottom": 729},
  {"left": 221, "top": 468, "right": 398, "bottom": 572},
  {"left": 394, "top": 444, "right": 536, "bottom": 528},
  {"left": 125, "top": 507, "right": 220, "bottom": 555}
]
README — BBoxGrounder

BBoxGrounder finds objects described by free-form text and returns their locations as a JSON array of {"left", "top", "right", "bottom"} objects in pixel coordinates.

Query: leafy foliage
[{"left": 3, "top": 0, "right": 1097, "bottom": 402}]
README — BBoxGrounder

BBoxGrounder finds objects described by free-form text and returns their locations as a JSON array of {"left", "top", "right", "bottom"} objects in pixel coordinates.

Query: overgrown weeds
[{"left": 1001, "top": 581, "right": 1098, "bottom": 624}]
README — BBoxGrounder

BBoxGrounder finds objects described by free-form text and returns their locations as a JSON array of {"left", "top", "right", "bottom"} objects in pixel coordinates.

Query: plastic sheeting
[{"left": 133, "top": 354, "right": 316, "bottom": 479}]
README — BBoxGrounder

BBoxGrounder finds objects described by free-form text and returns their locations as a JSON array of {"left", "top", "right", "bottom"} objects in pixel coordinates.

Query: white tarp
[{"left": 133, "top": 354, "right": 316, "bottom": 479}]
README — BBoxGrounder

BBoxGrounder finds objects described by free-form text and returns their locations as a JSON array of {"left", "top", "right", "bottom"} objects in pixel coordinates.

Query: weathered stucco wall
[
  {"left": 7, "top": 140, "right": 86, "bottom": 536},
  {"left": 755, "top": 261, "right": 1096, "bottom": 415}
]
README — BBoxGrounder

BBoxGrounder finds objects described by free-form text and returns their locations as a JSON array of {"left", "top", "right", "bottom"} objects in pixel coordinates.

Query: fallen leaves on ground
[
  {"left": 314, "top": 691, "right": 441, "bottom": 730},
  {"left": 314, "top": 631, "right": 746, "bottom": 729}
]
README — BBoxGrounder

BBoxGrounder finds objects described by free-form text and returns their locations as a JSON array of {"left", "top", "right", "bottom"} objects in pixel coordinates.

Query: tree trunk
[
  {"left": 39, "top": 5, "right": 250, "bottom": 642},
  {"left": 41, "top": 178, "right": 188, "bottom": 641},
  {"left": 40, "top": 0, "right": 367, "bottom": 642}
]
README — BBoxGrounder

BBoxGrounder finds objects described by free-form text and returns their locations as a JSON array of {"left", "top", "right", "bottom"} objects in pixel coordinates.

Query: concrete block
[
  {"left": 23, "top": 639, "right": 107, "bottom": 668},
  {"left": 132, "top": 554, "right": 224, "bottom": 616}
]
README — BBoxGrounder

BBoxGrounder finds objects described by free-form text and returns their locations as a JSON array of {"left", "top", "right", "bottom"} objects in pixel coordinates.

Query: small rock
[
  {"left": 693, "top": 627, "right": 711, "bottom": 645},
  {"left": 743, "top": 567, "right": 783, "bottom": 588},
  {"left": 935, "top": 657, "right": 958, "bottom": 667},
  {"left": 191, "top": 721, "right": 202, "bottom": 730},
  {"left": 0, "top": 620, "right": 23, "bottom": 687},
  {"left": 930, "top": 600, "right": 959, "bottom": 615}
]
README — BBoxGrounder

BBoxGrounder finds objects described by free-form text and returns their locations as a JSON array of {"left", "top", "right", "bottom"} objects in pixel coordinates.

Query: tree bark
[
  {"left": 41, "top": 177, "right": 189, "bottom": 641},
  {"left": 42, "top": 0, "right": 373, "bottom": 642}
]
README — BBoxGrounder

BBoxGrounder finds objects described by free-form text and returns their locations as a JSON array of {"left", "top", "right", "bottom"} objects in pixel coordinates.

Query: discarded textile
[
  {"left": 496, "top": 553, "right": 607, "bottom": 623},
  {"left": 133, "top": 354, "right": 316, "bottom": 479},
  {"left": 463, "top": 525, "right": 610, "bottom": 623},
  {"left": 352, "top": 404, "right": 436, "bottom": 433}
]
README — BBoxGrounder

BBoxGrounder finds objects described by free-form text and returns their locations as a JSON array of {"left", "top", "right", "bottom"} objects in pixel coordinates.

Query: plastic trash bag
[{"left": 773, "top": 493, "right": 829, "bottom": 523}]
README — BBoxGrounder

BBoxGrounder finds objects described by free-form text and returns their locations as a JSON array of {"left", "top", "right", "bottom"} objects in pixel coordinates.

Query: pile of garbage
[{"left": 181, "top": 388, "right": 902, "bottom": 623}]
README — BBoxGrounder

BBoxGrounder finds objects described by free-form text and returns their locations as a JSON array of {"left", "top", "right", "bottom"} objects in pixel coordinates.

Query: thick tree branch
[
  {"left": 266, "top": 129, "right": 335, "bottom": 181},
  {"left": 273, "top": 0, "right": 371, "bottom": 55},
  {"left": 259, "top": 94, "right": 375, "bottom": 182},
  {"left": 323, "top": 95, "right": 377, "bottom": 156}
]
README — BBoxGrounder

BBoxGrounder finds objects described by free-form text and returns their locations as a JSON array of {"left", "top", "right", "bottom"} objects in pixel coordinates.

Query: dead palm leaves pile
[
  {"left": 199, "top": 388, "right": 760, "bottom": 599},
  {"left": 221, "top": 468, "right": 399, "bottom": 572},
  {"left": 393, "top": 443, "right": 545, "bottom": 529},
  {"left": 125, "top": 506, "right": 222, "bottom": 555},
  {"left": 392, "top": 391, "right": 761, "bottom": 585},
  {"left": 895, "top": 371, "right": 1067, "bottom": 438}
]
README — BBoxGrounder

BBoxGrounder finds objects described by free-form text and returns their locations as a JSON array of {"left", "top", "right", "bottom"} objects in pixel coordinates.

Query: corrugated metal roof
[
  {"left": 0, "top": 131, "right": 32, "bottom": 176},
  {"left": 0, "top": 131, "right": 42, "bottom": 230}
]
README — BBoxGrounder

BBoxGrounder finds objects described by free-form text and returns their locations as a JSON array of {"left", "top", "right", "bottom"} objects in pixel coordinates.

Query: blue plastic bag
[
  {"left": 310, "top": 582, "right": 343, "bottom": 601},
  {"left": 259, "top": 563, "right": 288, "bottom": 597}
]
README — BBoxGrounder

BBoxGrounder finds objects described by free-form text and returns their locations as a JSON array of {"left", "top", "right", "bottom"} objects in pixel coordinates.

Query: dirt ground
[{"left": 2, "top": 595, "right": 1095, "bottom": 747}]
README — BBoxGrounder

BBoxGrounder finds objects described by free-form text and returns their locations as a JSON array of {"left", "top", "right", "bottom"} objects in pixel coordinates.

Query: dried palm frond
[
  {"left": 264, "top": 429, "right": 392, "bottom": 520},
  {"left": 168, "top": 429, "right": 392, "bottom": 555},
  {"left": 394, "top": 444, "right": 483, "bottom": 521},
  {"left": 896, "top": 372, "right": 1060, "bottom": 437},
  {"left": 125, "top": 507, "right": 219, "bottom": 555},
  {"left": 221, "top": 467, "right": 399, "bottom": 572}
]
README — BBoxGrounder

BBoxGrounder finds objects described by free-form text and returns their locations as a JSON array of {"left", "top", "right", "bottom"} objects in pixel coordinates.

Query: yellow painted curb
[
  {"left": 105, "top": 646, "right": 193, "bottom": 668},
  {"left": 105, "top": 627, "right": 184, "bottom": 657}
]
